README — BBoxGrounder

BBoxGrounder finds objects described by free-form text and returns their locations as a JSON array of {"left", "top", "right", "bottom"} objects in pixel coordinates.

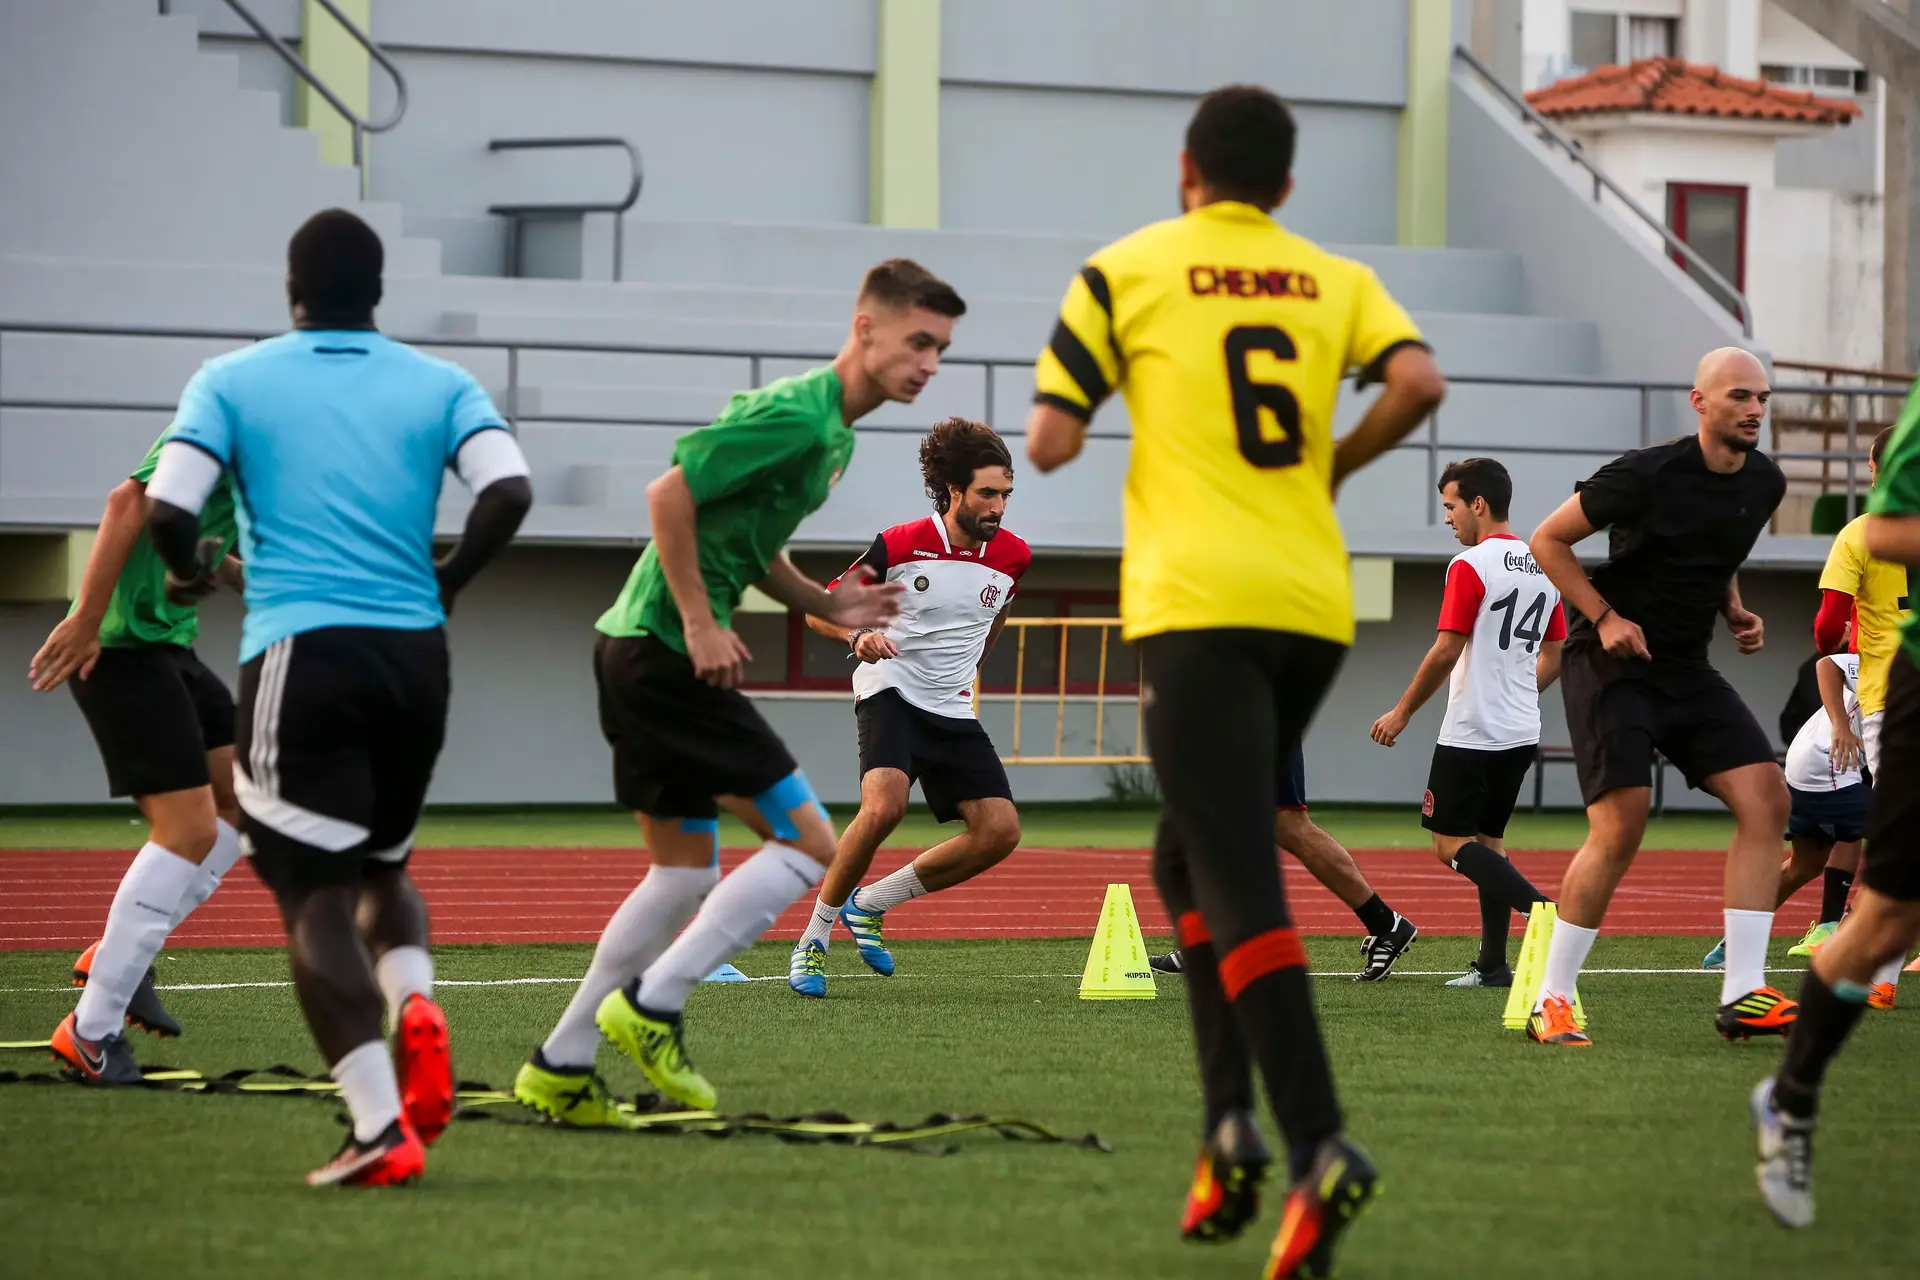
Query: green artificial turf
[
  {"left": 3, "top": 937, "right": 1916, "bottom": 1277},
  {"left": 0, "top": 802, "right": 1745, "bottom": 852}
]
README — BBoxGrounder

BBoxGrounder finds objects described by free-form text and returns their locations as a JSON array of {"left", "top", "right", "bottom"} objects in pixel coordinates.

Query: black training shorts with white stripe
[{"left": 236, "top": 625, "right": 449, "bottom": 893}]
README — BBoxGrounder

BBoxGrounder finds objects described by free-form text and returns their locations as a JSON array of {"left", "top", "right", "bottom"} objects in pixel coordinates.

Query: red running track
[{"left": 0, "top": 846, "right": 1825, "bottom": 951}]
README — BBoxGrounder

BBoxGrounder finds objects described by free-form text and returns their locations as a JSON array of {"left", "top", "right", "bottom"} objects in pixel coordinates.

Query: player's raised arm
[
  {"left": 1529, "top": 492, "right": 1650, "bottom": 660},
  {"left": 759, "top": 553, "right": 902, "bottom": 632},
  {"left": 804, "top": 536, "right": 899, "bottom": 661},
  {"left": 1026, "top": 265, "right": 1122, "bottom": 473},
  {"left": 29, "top": 476, "right": 147, "bottom": 690}
]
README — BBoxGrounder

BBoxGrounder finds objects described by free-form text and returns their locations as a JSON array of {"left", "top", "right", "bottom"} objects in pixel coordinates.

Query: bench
[{"left": 1532, "top": 745, "right": 1668, "bottom": 815}]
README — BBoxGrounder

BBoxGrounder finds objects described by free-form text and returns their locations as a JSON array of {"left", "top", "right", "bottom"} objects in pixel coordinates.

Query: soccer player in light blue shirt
[{"left": 145, "top": 210, "right": 532, "bottom": 1187}]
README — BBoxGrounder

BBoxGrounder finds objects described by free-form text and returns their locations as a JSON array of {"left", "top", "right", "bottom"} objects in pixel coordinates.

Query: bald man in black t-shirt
[{"left": 1526, "top": 347, "right": 1795, "bottom": 1047}]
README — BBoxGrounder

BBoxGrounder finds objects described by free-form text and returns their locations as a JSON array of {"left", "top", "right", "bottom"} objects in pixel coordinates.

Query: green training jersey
[
  {"left": 79, "top": 432, "right": 241, "bottom": 650},
  {"left": 597, "top": 365, "right": 855, "bottom": 653},
  {"left": 1869, "top": 377, "right": 1920, "bottom": 663}
]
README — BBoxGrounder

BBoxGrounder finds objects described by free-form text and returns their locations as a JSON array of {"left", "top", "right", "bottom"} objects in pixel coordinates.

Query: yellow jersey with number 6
[{"left": 1033, "top": 201, "right": 1426, "bottom": 644}]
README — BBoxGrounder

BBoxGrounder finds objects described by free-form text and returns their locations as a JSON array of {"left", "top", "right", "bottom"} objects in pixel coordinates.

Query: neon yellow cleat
[
  {"left": 595, "top": 987, "right": 718, "bottom": 1112},
  {"left": 1787, "top": 921, "right": 1838, "bottom": 958},
  {"left": 512, "top": 1053, "right": 635, "bottom": 1128}
]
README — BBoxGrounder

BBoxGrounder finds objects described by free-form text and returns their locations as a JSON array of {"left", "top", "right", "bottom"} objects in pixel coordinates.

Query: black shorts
[
  {"left": 1787, "top": 784, "right": 1869, "bottom": 846},
  {"left": 237, "top": 626, "right": 449, "bottom": 893},
  {"left": 1560, "top": 639, "right": 1777, "bottom": 806},
  {"left": 1140, "top": 628, "right": 1346, "bottom": 941},
  {"left": 70, "top": 644, "right": 235, "bottom": 798},
  {"left": 856, "top": 688, "right": 1012, "bottom": 824},
  {"left": 596, "top": 633, "right": 797, "bottom": 819},
  {"left": 1863, "top": 650, "right": 1920, "bottom": 900},
  {"left": 1276, "top": 742, "right": 1308, "bottom": 811},
  {"left": 1421, "top": 743, "right": 1537, "bottom": 839}
]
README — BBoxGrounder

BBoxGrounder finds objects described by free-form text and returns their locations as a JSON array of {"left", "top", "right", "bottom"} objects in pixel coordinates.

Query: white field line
[{"left": 0, "top": 966, "right": 1773, "bottom": 995}]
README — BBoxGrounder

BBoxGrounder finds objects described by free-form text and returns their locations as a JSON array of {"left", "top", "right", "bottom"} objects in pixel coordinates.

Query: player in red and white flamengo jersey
[
  {"left": 788, "top": 418, "right": 1030, "bottom": 998},
  {"left": 1371, "top": 458, "right": 1565, "bottom": 987}
]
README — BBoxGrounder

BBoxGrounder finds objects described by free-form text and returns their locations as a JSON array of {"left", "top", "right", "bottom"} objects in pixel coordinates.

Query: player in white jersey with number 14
[
  {"left": 1371, "top": 458, "right": 1565, "bottom": 987},
  {"left": 788, "top": 418, "right": 1030, "bottom": 998}
]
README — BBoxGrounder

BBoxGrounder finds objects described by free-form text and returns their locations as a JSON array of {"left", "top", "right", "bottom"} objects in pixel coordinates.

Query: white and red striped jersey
[
  {"left": 831, "top": 516, "right": 1031, "bottom": 719},
  {"left": 1434, "top": 533, "right": 1567, "bottom": 749}
]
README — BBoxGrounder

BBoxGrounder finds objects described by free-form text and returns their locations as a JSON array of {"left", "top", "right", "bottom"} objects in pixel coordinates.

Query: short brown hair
[
  {"left": 920, "top": 417, "right": 1011, "bottom": 514},
  {"left": 859, "top": 258, "right": 967, "bottom": 318},
  {"left": 1872, "top": 425, "right": 1895, "bottom": 467},
  {"left": 1438, "top": 456, "right": 1512, "bottom": 520}
]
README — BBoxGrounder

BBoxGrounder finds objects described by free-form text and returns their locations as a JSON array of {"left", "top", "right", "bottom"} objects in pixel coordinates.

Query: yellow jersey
[
  {"left": 1033, "top": 201, "right": 1425, "bottom": 644},
  {"left": 1819, "top": 514, "right": 1911, "bottom": 716}
]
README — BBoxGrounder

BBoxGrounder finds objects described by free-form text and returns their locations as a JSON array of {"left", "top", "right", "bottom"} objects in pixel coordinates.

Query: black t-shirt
[{"left": 1570, "top": 435, "right": 1785, "bottom": 664}]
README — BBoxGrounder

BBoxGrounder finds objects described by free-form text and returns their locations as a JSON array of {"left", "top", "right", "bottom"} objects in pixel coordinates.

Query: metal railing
[
  {"left": 1454, "top": 44, "right": 1755, "bottom": 337},
  {"left": 207, "top": 0, "right": 407, "bottom": 199},
  {"left": 995, "top": 619, "right": 1146, "bottom": 766},
  {"left": 489, "top": 137, "right": 645, "bottom": 283},
  {"left": 1, "top": 320, "right": 1899, "bottom": 535}
]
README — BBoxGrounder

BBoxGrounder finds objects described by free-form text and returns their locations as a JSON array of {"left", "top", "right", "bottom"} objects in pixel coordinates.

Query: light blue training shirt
[{"left": 165, "top": 329, "right": 508, "bottom": 662}]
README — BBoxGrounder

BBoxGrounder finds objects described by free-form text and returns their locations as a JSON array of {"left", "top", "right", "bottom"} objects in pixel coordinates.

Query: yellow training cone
[
  {"left": 1503, "top": 902, "right": 1587, "bottom": 1030},
  {"left": 1080, "top": 883, "right": 1156, "bottom": 1000}
]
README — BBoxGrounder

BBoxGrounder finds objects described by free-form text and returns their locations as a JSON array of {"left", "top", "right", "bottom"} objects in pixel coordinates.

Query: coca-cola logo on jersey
[
  {"left": 980, "top": 584, "right": 1002, "bottom": 608},
  {"left": 1503, "top": 550, "right": 1544, "bottom": 576}
]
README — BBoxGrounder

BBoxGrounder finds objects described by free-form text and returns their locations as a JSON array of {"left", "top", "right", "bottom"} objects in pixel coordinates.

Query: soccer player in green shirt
[
  {"left": 30, "top": 432, "right": 245, "bottom": 1082},
  {"left": 515, "top": 259, "right": 966, "bottom": 1120},
  {"left": 1751, "top": 381, "right": 1920, "bottom": 1228}
]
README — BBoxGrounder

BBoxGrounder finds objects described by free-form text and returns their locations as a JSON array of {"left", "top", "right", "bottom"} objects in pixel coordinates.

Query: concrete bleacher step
[{"left": 605, "top": 220, "right": 1528, "bottom": 318}]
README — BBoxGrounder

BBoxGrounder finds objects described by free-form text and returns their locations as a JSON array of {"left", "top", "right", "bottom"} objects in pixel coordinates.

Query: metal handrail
[
  {"left": 3, "top": 319, "right": 1899, "bottom": 535},
  {"left": 488, "top": 137, "right": 644, "bottom": 282},
  {"left": 1453, "top": 44, "right": 1755, "bottom": 338},
  {"left": 214, "top": 0, "right": 407, "bottom": 199}
]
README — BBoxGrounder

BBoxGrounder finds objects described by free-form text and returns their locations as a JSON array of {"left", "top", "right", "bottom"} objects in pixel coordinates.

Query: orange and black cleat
[
  {"left": 72, "top": 941, "right": 181, "bottom": 1038},
  {"left": 394, "top": 993, "right": 455, "bottom": 1145},
  {"left": 1181, "top": 1109, "right": 1271, "bottom": 1242},
  {"left": 1527, "top": 995, "right": 1592, "bottom": 1047},
  {"left": 1717, "top": 987, "right": 1799, "bottom": 1040},
  {"left": 50, "top": 1013, "right": 145, "bottom": 1085},
  {"left": 1868, "top": 982, "right": 1897, "bottom": 1011},
  {"left": 306, "top": 1119, "right": 426, "bottom": 1188},
  {"left": 1264, "top": 1134, "right": 1378, "bottom": 1280}
]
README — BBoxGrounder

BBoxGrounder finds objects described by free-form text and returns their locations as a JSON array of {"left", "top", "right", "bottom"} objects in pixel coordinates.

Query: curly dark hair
[{"left": 920, "top": 417, "right": 1012, "bottom": 514}]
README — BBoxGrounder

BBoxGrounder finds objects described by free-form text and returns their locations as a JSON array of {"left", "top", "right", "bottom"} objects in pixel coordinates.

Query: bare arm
[
  {"left": 1024, "top": 402, "right": 1090, "bottom": 474},
  {"left": 1721, "top": 573, "right": 1764, "bottom": 654},
  {"left": 28, "top": 479, "right": 148, "bottom": 690},
  {"left": 1537, "top": 639, "right": 1564, "bottom": 693},
  {"left": 647, "top": 467, "right": 719, "bottom": 636},
  {"left": 1866, "top": 513, "right": 1920, "bottom": 566},
  {"left": 805, "top": 611, "right": 854, "bottom": 645},
  {"left": 1818, "top": 657, "right": 1863, "bottom": 774},
  {"left": 1370, "top": 629, "right": 1467, "bottom": 746},
  {"left": 983, "top": 607, "right": 1011, "bottom": 661},
  {"left": 1529, "top": 494, "right": 1651, "bottom": 661},
  {"left": 1332, "top": 346, "right": 1447, "bottom": 491}
]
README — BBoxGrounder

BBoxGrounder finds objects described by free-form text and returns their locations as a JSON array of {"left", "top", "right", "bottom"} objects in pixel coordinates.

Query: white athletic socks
[
  {"left": 1533, "top": 918, "right": 1599, "bottom": 1012},
  {"left": 170, "top": 818, "right": 244, "bottom": 928},
  {"left": 798, "top": 898, "right": 840, "bottom": 952},
  {"left": 852, "top": 863, "right": 928, "bottom": 915},
  {"left": 74, "top": 842, "right": 202, "bottom": 1040},
  {"left": 636, "top": 842, "right": 825, "bottom": 1015},
  {"left": 1721, "top": 909, "right": 1775, "bottom": 1006},
  {"left": 541, "top": 863, "right": 719, "bottom": 1067},
  {"left": 331, "top": 1039, "right": 404, "bottom": 1143},
  {"left": 375, "top": 946, "right": 434, "bottom": 1026}
]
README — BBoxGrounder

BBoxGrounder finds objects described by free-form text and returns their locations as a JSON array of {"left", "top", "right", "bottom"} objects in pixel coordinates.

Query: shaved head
[
  {"left": 1690, "top": 346, "right": 1770, "bottom": 458},
  {"left": 1694, "top": 346, "right": 1767, "bottom": 392}
]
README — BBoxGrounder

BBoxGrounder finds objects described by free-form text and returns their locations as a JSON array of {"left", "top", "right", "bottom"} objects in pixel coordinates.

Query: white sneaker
[{"left": 1751, "top": 1077, "right": 1815, "bottom": 1229}]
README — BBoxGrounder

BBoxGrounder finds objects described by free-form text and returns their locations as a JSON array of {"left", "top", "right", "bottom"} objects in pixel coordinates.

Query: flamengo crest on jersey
[
  {"left": 1436, "top": 534, "right": 1566, "bottom": 750},
  {"left": 834, "top": 517, "right": 1031, "bottom": 719}
]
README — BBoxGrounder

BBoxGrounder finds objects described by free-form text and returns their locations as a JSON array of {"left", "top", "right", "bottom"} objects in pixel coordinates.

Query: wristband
[
  {"left": 849, "top": 628, "right": 873, "bottom": 649},
  {"left": 1594, "top": 605, "right": 1613, "bottom": 626}
]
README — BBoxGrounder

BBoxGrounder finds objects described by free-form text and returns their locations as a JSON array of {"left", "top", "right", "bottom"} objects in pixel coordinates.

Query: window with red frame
[{"left": 1666, "top": 182, "right": 1747, "bottom": 318}]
